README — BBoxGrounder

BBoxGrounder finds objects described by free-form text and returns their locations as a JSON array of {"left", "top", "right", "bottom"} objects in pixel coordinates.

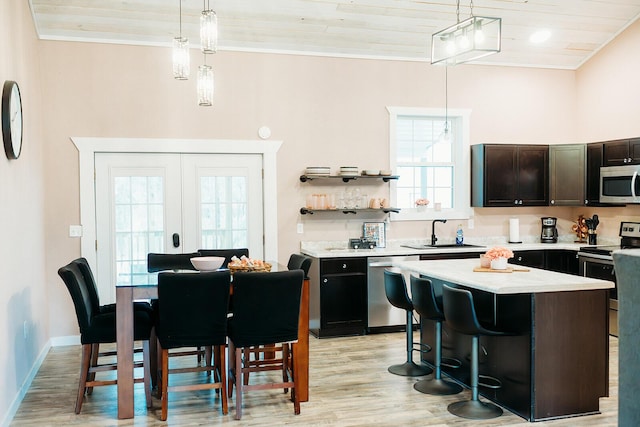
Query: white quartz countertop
[
  {"left": 300, "top": 240, "right": 590, "bottom": 259},
  {"left": 395, "top": 258, "right": 614, "bottom": 294}
]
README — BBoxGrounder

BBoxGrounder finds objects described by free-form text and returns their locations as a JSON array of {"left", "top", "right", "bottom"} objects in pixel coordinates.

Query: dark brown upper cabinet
[
  {"left": 471, "top": 144, "right": 549, "bottom": 207},
  {"left": 549, "top": 144, "right": 585, "bottom": 206},
  {"left": 603, "top": 138, "right": 640, "bottom": 166},
  {"left": 586, "top": 142, "right": 604, "bottom": 205}
]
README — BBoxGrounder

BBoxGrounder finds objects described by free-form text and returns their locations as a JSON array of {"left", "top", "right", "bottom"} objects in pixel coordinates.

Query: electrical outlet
[
  {"left": 468, "top": 219, "right": 474, "bottom": 229},
  {"left": 297, "top": 223, "right": 304, "bottom": 234}
]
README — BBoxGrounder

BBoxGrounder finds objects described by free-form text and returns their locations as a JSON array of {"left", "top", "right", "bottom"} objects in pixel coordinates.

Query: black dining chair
[
  {"left": 198, "top": 248, "right": 249, "bottom": 268},
  {"left": 287, "top": 253, "right": 312, "bottom": 278},
  {"left": 58, "top": 260, "right": 153, "bottom": 414},
  {"left": 147, "top": 252, "right": 201, "bottom": 272},
  {"left": 227, "top": 270, "right": 304, "bottom": 420},
  {"left": 156, "top": 270, "right": 231, "bottom": 420}
]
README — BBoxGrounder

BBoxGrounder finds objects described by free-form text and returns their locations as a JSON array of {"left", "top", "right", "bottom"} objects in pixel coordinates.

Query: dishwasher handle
[{"left": 368, "top": 262, "right": 395, "bottom": 268}]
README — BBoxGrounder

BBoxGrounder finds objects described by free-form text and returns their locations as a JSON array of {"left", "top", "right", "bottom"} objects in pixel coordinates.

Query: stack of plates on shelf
[
  {"left": 305, "top": 166, "right": 330, "bottom": 176},
  {"left": 339, "top": 166, "right": 359, "bottom": 176}
]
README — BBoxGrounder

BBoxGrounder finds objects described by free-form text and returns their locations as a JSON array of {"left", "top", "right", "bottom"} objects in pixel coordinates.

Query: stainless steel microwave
[{"left": 600, "top": 165, "right": 640, "bottom": 203}]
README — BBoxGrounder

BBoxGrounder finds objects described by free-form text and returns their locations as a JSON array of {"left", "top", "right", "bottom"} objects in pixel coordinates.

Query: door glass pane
[
  {"left": 201, "top": 176, "right": 248, "bottom": 249},
  {"left": 114, "top": 176, "right": 164, "bottom": 285}
]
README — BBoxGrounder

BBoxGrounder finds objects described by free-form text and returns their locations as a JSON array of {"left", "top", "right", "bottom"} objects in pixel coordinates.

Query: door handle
[{"left": 172, "top": 233, "right": 180, "bottom": 248}]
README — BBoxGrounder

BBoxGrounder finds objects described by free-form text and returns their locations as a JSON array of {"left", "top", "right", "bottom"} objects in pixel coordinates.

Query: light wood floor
[{"left": 11, "top": 332, "right": 618, "bottom": 426}]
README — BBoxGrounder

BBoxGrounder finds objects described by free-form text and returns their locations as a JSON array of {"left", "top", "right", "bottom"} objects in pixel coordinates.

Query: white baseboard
[
  {"left": 50, "top": 334, "right": 81, "bottom": 347},
  {"left": 1, "top": 339, "right": 54, "bottom": 427}
]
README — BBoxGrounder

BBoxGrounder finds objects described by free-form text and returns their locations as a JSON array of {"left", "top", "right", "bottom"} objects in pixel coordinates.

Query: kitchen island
[{"left": 395, "top": 258, "right": 614, "bottom": 422}]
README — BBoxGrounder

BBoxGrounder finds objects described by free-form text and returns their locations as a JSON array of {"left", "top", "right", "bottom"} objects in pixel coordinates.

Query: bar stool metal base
[
  {"left": 414, "top": 377, "right": 463, "bottom": 395},
  {"left": 388, "top": 361, "right": 432, "bottom": 377},
  {"left": 447, "top": 399, "right": 503, "bottom": 419}
]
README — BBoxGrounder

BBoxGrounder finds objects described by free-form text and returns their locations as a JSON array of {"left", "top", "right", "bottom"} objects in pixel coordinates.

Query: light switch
[
  {"left": 297, "top": 223, "right": 304, "bottom": 234},
  {"left": 468, "top": 219, "right": 474, "bottom": 229},
  {"left": 69, "top": 225, "right": 83, "bottom": 237}
]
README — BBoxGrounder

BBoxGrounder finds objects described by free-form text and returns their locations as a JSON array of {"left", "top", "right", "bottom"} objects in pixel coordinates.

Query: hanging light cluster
[
  {"left": 197, "top": 0, "right": 218, "bottom": 106},
  {"left": 172, "top": 0, "right": 218, "bottom": 106}
]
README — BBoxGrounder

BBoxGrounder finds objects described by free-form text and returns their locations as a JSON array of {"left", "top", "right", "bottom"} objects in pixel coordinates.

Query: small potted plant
[
  {"left": 483, "top": 246, "right": 514, "bottom": 270},
  {"left": 415, "top": 198, "right": 430, "bottom": 212}
]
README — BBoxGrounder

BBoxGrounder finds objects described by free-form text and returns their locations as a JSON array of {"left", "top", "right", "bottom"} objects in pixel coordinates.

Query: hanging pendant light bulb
[
  {"left": 172, "top": 0, "right": 189, "bottom": 79},
  {"left": 198, "top": 55, "right": 214, "bottom": 106},
  {"left": 200, "top": 0, "right": 218, "bottom": 53},
  {"left": 439, "top": 66, "right": 451, "bottom": 143}
]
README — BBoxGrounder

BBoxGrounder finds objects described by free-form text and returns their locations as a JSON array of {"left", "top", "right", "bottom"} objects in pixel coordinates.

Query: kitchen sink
[{"left": 401, "top": 243, "right": 485, "bottom": 250}]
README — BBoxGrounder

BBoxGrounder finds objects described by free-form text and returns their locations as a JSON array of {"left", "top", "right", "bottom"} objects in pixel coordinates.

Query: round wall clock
[{"left": 2, "top": 80, "right": 23, "bottom": 159}]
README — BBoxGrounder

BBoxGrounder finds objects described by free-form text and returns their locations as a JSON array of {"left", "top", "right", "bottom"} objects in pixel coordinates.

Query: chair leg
[
  {"left": 243, "top": 348, "right": 250, "bottom": 385},
  {"left": 86, "top": 343, "right": 99, "bottom": 395},
  {"left": 447, "top": 335, "right": 502, "bottom": 420},
  {"left": 282, "top": 344, "right": 290, "bottom": 393},
  {"left": 143, "top": 340, "right": 152, "bottom": 408},
  {"left": 75, "top": 344, "right": 92, "bottom": 414},
  {"left": 235, "top": 346, "right": 243, "bottom": 420},
  {"left": 149, "top": 327, "right": 158, "bottom": 390},
  {"left": 227, "top": 340, "right": 236, "bottom": 399},
  {"left": 160, "top": 348, "right": 170, "bottom": 421},
  {"left": 218, "top": 344, "right": 228, "bottom": 415},
  {"left": 388, "top": 310, "right": 432, "bottom": 376},
  {"left": 414, "top": 320, "right": 463, "bottom": 395},
  {"left": 290, "top": 343, "right": 300, "bottom": 415},
  {"left": 156, "top": 338, "right": 163, "bottom": 399}
]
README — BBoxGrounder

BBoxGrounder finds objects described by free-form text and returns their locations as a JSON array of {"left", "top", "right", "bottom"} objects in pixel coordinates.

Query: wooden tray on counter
[{"left": 473, "top": 266, "right": 530, "bottom": 273}]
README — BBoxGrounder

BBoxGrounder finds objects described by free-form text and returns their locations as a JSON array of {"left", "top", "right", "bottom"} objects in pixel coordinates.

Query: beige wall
[
  {"left": 0, "top": 1, "right": 47, "bottom": 421},
  {"left": 4, "top": 7, "right": 640, "bottom": 421}
]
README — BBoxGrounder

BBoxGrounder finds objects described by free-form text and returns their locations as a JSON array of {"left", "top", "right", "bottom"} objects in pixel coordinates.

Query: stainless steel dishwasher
[{"left": 367, "top": 255, "right": 419, "bottom": 333}]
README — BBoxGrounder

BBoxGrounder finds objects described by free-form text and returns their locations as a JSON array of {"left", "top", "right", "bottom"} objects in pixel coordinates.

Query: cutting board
[{"left": 473, "top": 266, "right": 530, "bottom": 273}]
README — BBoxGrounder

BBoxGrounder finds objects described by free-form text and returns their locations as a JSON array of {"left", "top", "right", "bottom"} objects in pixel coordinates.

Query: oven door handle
[{"left": 632, "top": 170, "right": 638, "bottom": 198}]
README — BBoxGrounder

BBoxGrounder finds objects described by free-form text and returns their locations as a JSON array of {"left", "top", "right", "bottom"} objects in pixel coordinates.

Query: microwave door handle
[{"left": 633, "top": 171, "right": 638, "bottom": 198}]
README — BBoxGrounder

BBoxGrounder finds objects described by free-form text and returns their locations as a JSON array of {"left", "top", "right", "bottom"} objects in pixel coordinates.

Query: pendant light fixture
[
  {"left": 197, "top": 55, "right": 214, "bottom": 106},
  {"left": 172, "top": 0, "right": 189, "bottom": 80},
  {"left": 431, "top": 0, "right": 501, "bottom": 65},
  {"left": 200, "top": 0, "right": 218, "bottom": 53},
  {"left": 197, "top": 0, "right": 217, "bottom": 106}
]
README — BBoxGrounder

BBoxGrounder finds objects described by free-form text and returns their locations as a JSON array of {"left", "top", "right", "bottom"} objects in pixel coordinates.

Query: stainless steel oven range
[{"left": 577, "top": 221, "right": 640, "bottom": 337}]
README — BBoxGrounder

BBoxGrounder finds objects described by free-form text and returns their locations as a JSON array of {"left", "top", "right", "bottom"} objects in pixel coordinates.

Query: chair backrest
[
  {"left": 147, "top": 252, "right": 201, "bottom": 273},
  {"left": 229, "top": 270, "right": 304, "bottom": 348},
  {"left": 287, "top": 253, "right": 312, "bottom": 278},
  {"left": 198, "top": 248, "right": 249, "bottom": 268},
  {"left": 72, "top": 257, "right": 102, "bottom": 314},
  {"left": 410, "top": 275, "right": 444, "bottom": 321},
  {"left": 58, "top": 261, "right": 95, "bottom": 334},
  {"left": 442, "top": 285, "right": 486, "bottom": 336},
  {"left": 156, "top": 271, "right": 231, "bottom": 349},
  {"left": 383, "top": 269, "right": 413, "bottom": 311}
]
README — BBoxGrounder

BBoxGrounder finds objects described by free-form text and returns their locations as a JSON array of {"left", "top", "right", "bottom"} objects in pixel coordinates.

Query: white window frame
[{"left": 387, "top": 106, "right": 473, "bottom": 221}]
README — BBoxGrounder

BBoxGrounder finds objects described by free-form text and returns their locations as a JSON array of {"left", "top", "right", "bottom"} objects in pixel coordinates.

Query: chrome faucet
[{"left": 431, "top": 219, "right": 447, "bottom": 246}]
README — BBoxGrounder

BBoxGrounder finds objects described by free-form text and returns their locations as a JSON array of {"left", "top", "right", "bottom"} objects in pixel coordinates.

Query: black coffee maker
[{"left": 541, "top": 217, "right": 558, "bottom": 243}]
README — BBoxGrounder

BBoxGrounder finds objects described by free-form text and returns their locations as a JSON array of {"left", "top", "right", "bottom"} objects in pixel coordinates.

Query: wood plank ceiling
[{"left": 30, "top": 0, "right": 640, "bottom": 70}]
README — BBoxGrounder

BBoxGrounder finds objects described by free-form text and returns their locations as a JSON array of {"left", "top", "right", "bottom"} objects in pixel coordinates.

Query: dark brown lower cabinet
[
  {"left": 420, "top": 287, "right": 609, "bottom": 421},
  {"left": 309, "top": 257, "right": 368, "bottom": 338}
]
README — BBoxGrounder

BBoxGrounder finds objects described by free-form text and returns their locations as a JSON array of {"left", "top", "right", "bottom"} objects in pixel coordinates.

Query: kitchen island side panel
[{"left": 532, "top": 289, "right": 610, "bottom": 420}]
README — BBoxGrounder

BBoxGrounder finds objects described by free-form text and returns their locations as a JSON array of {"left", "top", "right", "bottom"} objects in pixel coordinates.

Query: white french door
[{"left": 95, "top": 152, "right": 264, "bottom": 303}]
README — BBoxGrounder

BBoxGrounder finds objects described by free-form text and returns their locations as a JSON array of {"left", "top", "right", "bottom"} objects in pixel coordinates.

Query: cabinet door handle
[
  {"left": 323, "top": 278, "right": 328, "bottom": 283},
  {"left": 342, "top": 263, "right": 347, "bottom": 269},
  {"left": 550, "top": 200, "right": 555, "bottom": 205}
]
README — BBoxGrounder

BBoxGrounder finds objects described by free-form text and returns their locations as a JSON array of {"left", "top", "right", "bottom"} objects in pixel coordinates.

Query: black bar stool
[
  {"left": 383, "top": 269, "right": 432, "bottom": 377},
  {"left": 442, "top": 284, "right": 510, "bottom": 419},
  {"left": 410, "top": 275, "right": 463, "bottom": 395}
]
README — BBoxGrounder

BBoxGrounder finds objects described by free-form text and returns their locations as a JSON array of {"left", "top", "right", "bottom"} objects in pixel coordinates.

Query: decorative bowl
[{"left": 190, "top": 256, "right": 225, "bottom": 271}]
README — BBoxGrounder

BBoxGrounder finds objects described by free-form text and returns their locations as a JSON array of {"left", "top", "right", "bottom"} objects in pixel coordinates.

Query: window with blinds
[{"left": 387, "top": 107, "right": 472, "bottom": 221}]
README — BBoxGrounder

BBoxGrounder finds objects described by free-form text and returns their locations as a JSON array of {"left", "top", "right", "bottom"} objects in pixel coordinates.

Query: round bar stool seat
[
  {"left": 410, "top": 275, "right": 463, "bottom": 395},
  {"left": 442, "top": 285, "right": 512, "bottom": 420},
  {"left": 384, "top": 269, "right": 432, "bottom": 377}
]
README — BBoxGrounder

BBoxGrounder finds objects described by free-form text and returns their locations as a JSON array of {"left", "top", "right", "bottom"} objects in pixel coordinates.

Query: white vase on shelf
[{"left": 490, "top": 257, "right": 508, "bottom": 270}]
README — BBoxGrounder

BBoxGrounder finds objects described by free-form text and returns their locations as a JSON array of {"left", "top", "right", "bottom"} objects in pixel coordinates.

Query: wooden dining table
[{"left": 115, "top": 264, "right": 310, "bottom": 419}]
